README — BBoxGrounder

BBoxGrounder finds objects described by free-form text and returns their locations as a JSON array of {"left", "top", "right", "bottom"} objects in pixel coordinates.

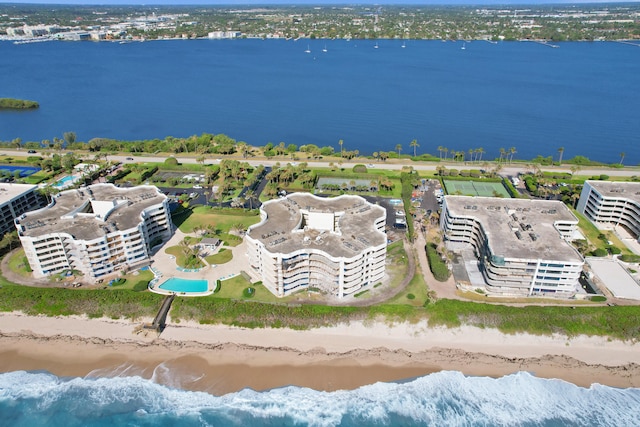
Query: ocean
[
  {"left": 1, "top": 370, "right": 639, "bottom": 426},
  {"left": 1, "top": 39, "right": 639, "bottom": 165}
]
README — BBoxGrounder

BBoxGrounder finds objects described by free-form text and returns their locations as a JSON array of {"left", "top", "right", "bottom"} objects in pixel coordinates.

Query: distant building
[
  {"left": 16, "top": 184, "right": 172, "bottom": 280},
  {"left": 0, "top": 183, "right": 46, "bottom": 237},
  {"left": 577, "top": 180, "right": 640, "bottom": 239},
  {"left": 207, "top": 31, "right": 241, "bottom": 39},
  {"left": 441, "top": 196, "right": 583, "bottom": 297},
  {"left": 246, "top": 193, "right": 387, "bottom": 298}
]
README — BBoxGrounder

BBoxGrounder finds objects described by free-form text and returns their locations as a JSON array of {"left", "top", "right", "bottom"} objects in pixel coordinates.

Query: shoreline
[{"left": 1, "top": 313, "right": 639, "bottom": 394}]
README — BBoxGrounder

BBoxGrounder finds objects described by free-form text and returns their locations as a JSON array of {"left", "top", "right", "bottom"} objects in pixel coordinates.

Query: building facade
[
  {"left": 246, "top": 193, "right": 387, "bottom": 298},
  {"left": 0, "top": 183, "right": 46, "bottom": 237},
  {"left": 16, "top": 184, "right": 172, "bottom": 280},
  {"left": 441, "top": 196, "right": 584, "bottom": 297},
  {"left": 577, "top": 180, "right": 640, "bottom": 239}
]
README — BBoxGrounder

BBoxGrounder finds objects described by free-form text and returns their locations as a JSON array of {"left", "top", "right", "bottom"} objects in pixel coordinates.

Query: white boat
[
  {"left": 461, "top": 42, "right": 466, "bottom": 50},
  {"left": 305, "top": 45, "right": 311, "bottom": 53},
  {"left": 322, "top": 44, "right": 328, "bottom": 53},
  {"left": 401, "top": 41, "right": 406, "bottom": 48},
  {"left": 374, "top": 42, "right": 379, "bottom": 49}
]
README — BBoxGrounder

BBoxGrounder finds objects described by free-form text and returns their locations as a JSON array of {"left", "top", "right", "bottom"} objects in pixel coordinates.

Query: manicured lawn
[
  {"left": 164, "top": 245, "right": 205, "bottom": 269},
  {"left": 573, "top": 208, "right": 632, "bottom": 254},
  {"left": 177, "top": 206, "right": 260, "bottom": 234},
  {"left": 205, "top": 248, "right": 233, "bottom": 265},
  {"left": 7, "top": 249, "right": 32, "bottom": 278}
]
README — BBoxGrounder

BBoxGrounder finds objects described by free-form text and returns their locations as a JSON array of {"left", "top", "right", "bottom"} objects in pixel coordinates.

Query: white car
[
  {"left": 193, "top": 185, "right": 202, "bottom": 189},
  {"left": 367, "top": 164, "right": 375, "bottom": 168}
]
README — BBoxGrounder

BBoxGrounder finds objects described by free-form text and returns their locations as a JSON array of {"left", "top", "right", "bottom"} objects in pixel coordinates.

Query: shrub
[
  {"left": 592, "top": 248, "right": 608, "bottom": 257},
  {"left": 426, "top": 243, "right": 451, "bottom": 282},
  {"left": 164, "top": 157, "right": 179, "bottom": 166},
  {"left": 608, "top": 246, "right": 622, "bottom": 255},
  {"left": 243, "top": 287, "right": 255, "bottom": 298},
  {"left": 407, "top": 293, "right": 416, "bottom": 300},
  {"left": 352, "top": 164, "right": 368, "bottom": 173},
  {"left": 132, "top": 281, "right": 148, "bottom": 292},
  {"left": 591, "top": 295, "right": 607, "bottom": 302},
  {"left": 599, "top": 174, "right": 609, "bottom": 180},
  {"left": 620, "top": 254, "right": 640, "bottom": 263}
]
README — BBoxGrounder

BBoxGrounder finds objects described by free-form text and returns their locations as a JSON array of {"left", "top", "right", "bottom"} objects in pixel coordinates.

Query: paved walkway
[{"left": 413, "top": 227, "right": 460, "bottom": 300}]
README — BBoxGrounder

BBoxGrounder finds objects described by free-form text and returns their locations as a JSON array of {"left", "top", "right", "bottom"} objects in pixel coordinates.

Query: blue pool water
[
  {"left": 158, "top": 277, "right": 208, "bottom": 293},
  {"left": 53, "top": 175, "right": 78, "bottom": 188}
]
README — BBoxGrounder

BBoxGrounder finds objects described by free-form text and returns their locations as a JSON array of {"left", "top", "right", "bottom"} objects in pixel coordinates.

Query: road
[{"left": 7, "top": 149, "right": 639, "bottom": 178}]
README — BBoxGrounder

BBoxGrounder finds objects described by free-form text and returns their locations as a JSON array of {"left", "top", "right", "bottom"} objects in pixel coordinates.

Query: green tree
[
  {"left": 395, "top": 144, "right": 402, "bottom": 157},
  {"left": 410, "top": 139, "right": 419, "bottom": 157}
]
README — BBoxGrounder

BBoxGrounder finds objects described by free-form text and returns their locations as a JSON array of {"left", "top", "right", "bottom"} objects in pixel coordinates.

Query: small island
[{"left": 0, "top": 98, "right": 39, "bottom": 110}]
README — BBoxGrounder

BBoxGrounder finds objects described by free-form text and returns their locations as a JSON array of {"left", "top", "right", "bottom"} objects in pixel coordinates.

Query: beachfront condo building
[
  {"left": 0, "top": 183, "right": 46, "bottom": 237},
  {"left": 16, "top": 183, "right": 172, "bottom": 280},
  {"left": 245, "top": 193, "right": 387, "bottom": 298},
  {"left": 440, "top": 196, "right": 584, "bottom": 297},
  {"left": 577, "top": 180, "right": 640, "bottom": 239}
]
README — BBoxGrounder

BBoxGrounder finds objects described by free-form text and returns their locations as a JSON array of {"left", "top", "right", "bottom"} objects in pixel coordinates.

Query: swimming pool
[
  {"left": 53, "top": 175, "right": 79, "bottom": 188},
  {"left": 158, "top": 277, "right": 208, "bottom": 293}
]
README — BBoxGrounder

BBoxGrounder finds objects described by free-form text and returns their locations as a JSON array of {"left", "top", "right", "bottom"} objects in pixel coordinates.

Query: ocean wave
[{"left": 1, "top": 370, "right": 639, "bottom": 426}]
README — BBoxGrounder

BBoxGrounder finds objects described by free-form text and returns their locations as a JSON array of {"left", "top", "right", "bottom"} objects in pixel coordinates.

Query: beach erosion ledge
[{"left": 0, "top": 312, "right": 639, "bottom": 394}]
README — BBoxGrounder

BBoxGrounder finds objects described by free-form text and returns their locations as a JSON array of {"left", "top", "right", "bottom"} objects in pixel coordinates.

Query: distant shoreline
[{"left": 0, "top": 98, "right": 38, "bottom": 110}]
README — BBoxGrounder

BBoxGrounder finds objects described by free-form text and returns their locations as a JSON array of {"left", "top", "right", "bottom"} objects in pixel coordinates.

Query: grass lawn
[
  {"left": 205, "top": 248, "right": 233, "bottom": 265},
  {"left": 573, "top": 208, "right": 632, "bottom": 254},
  {"left": 456, "top": 289, "right": 600, "bottom": 305},
  {"left": 7, "top": 249, "right": 33, "bottom": 278},
  {"left": 177, "top": 206, "right": 260, "bottom": 234},
  {"left": 164, "top": 245, "right": 205, "bottom": 269},
  {"left": 386, "top": 268, "right": 430, "bottom": 307},
  {"left": 212, "top": 275, "right": 285, "bottom": 303}
]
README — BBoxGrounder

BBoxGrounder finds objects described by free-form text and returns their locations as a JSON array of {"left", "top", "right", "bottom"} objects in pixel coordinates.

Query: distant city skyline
[{"left": 3, "top": 0, "right": 637, "bottom": 5}]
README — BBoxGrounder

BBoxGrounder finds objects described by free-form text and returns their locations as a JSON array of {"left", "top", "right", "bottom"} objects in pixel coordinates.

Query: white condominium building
[
  {"left": 441, "top": 196, "right": 584, "bottom": 297},
  {"left": 16, "top": 184, "right": 172, "bottom": 280},
  {"left": 246, "top": 193, "right": 387, "bottom": 298},
  {"left": 0, "top": 183, "right": 46, "bottom": 237},
  {"left": 577, "top": 180, "right": 640, "bottom": 239}
]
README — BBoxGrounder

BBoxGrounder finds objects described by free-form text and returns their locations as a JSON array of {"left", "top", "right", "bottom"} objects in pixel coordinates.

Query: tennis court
[{"left": 443, "top": 180, "right": 511, "bottom": 198}]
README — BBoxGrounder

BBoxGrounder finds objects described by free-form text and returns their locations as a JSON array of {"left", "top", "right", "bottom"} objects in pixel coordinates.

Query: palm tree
[
  {"left": 509, "top": 147, "right": 517, "bottom": 163},
  {"left": 410, "top": 139, "right": 419, "bottom": 157},
  {"left": 620, "top": 152, "right": 626, "bottom": 165},
  {"left": 442, "top": 147, "right": 448, "bottom": 161},
  {"left": 437, "top": 146, "right": 444, "bottom": 160},
  {"left": 245, "top": 189, "right": 256, "bottom": 210},
  {"left": 570, "top": 165, "right": 581, "bottom": 178},
  {"left": 498, "top": 147, "right": 506, "bottom": 163},
  {"left": 477, "top": 147, "right": 485, "bottom": 162},
  {"left": 557, "top": 147, "right": 564, "bottom": 165},
  {"left": 395, "top": 144, "right": 402, "bottom": 158},
  {"left": 372, "top": 152, "right": 378, "bottom": 161},
  {"left": 339, "top": 139, "right": 344, "bottom": 157}
]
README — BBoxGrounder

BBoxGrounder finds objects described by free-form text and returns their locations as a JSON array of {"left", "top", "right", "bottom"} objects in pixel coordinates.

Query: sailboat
[
  {"left": 401, "top": 40, "right": 406, "bottom": 48},
  {"left": 461, "top": 42, "right": 466, "bottom": 50},
  {"left": 374, "top": 42, "right": 379, "bottom": 49},
  {"left": 322, "top": 44, "right": 328, "bottom": 53},
  {"left": 305, "top": 44, "right": 311, "bottom": 53}
]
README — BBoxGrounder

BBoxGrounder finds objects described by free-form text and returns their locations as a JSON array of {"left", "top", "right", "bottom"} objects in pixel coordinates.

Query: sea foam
[{"left": 1, "top": 370, "right": 639, "bottom": 426}]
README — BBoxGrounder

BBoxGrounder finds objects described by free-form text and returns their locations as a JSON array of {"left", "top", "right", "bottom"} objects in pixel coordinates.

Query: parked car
[{"left": 27, "top": 150, "right": 37, "bottom": 154}]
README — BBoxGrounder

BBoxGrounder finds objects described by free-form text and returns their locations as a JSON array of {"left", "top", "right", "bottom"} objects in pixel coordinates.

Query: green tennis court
[{"left": 443, "top": 180, "right": 511, "bottom": 198}]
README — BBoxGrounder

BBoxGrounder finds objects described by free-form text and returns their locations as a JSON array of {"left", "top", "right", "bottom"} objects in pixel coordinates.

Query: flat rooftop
[
  {"left": 444, "top": 196, "right": 583, "bottom": 262},
  {"left": 0, "top": 183, "right": 37, "bottom": 205},
  {"left": 586, "top": 180, "right": 640, "bottom": 203},
  {"left": 18, "top": 184, "right": 167, "bottom": 241},
  {"left": 248, "top": 193, "right": 386, "bottom": 259},
  {"left": 586, "top": 257, "right": 640, "bottom": 300}
]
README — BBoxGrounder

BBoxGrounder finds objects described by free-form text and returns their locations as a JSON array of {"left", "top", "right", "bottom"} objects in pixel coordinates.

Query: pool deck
[{"left": 148, "top": 227, "right": 259, "bottom": 297}]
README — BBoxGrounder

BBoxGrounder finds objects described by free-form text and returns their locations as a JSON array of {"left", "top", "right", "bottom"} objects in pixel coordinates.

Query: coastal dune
[{"left": 1, "top": 313, "right": 639, "bottom": 394}]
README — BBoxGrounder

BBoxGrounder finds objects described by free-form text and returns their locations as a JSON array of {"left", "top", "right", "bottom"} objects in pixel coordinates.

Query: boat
[
  {"left": 374, "top": 42, "right": 379, "bottom": 49},
  {"left": 305, "top": 45, "right": 311, "bottom": 53},
  {"left": 461, "top": 42, "right": 466, "bottom": 50},
  {"left": 401, "top": 40, "right": 406, "bottom": 48},
  {"left": 322, "top": 44, "right": 327, "bottom": 53}
]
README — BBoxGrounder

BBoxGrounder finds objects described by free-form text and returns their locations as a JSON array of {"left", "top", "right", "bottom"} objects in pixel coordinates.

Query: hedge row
[{"left": 426, "top": 243, "right": 450, "bottom": 282}]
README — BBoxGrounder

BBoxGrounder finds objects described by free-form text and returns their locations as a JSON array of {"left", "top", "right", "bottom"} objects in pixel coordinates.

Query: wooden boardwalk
[{"left": 144, "top": 294, "right": 175, "bottom": 333}]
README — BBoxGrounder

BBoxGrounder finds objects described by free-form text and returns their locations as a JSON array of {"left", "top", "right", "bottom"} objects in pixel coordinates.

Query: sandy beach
[{"left": 1, "top": 312, "right": 639, "bottom": 395}]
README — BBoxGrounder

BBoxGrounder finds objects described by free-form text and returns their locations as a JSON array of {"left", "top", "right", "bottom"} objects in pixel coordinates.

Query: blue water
[
  {"left": 52, "top": 175, "right": 77, "bottom": 188},
  {"left": 0, "top": 370, "right": 639, "bottom": 426},
  {"left": 1, "top": 39, "right": 638, "bottom": 164},
  {"left": 158, "top": 277, "right": 208, "bottom": 293},
  {"left": 0, "top": 165, "right": 40, "bottom": 177}
]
